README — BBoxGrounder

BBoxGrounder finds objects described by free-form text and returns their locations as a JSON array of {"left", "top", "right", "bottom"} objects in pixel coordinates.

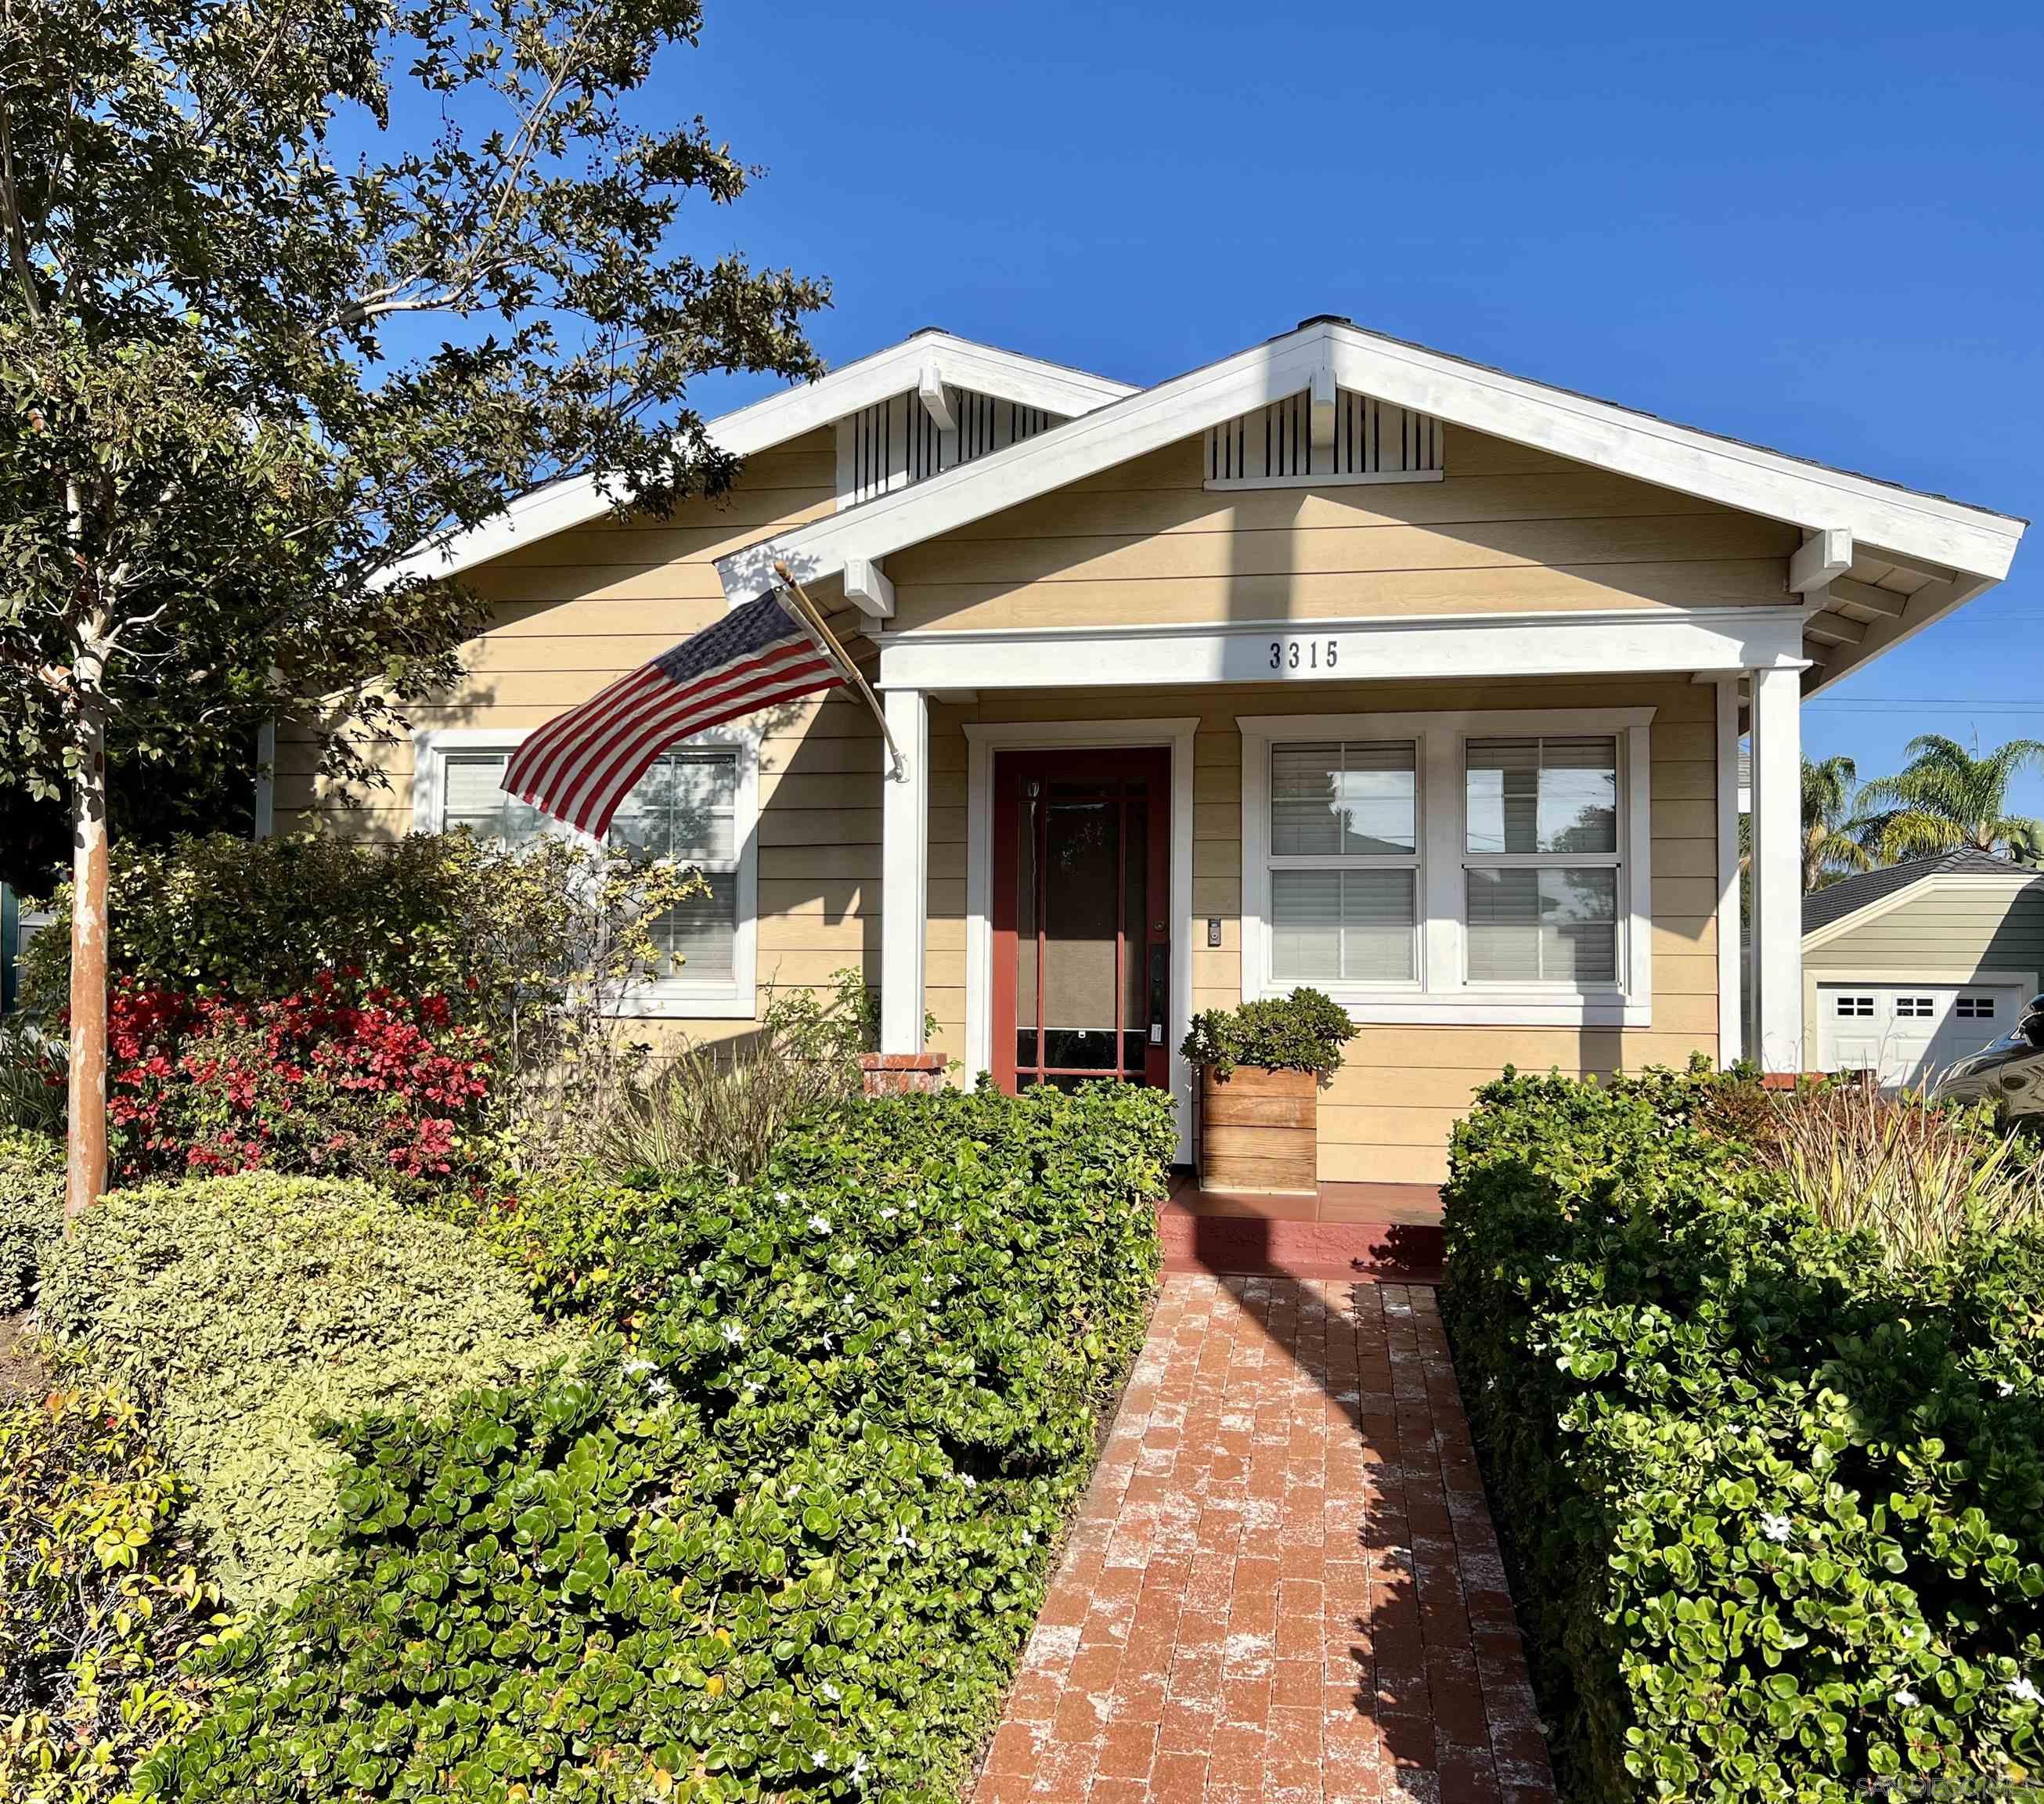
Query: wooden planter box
[{"left": 1196, "top": 1065, "right": 1318, "bottom": 1196}]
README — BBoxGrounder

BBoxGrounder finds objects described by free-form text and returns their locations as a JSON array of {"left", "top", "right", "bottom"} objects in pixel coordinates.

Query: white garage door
[{"left": 1816, "top": 983, "right": 2026, "bottom": 1089}]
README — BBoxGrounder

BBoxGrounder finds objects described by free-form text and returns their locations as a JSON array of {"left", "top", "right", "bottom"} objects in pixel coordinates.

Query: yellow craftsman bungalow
[{"left": 276, "top": 316, "right": 2027, "bottom": 1191}]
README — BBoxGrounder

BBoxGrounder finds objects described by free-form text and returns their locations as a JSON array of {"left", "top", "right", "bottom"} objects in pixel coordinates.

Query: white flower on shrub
[
  {"left": 721, "top": 1320, "right": 744, "bottom": 1346},
  {"left": 849, "top": 1753, "right": 870, "bottom": 1789},
  {"left": 879, "top": 1207, "right": 898, "bottom": 1221},
  {"left": 623, "top": 1358, "right": 655, "bottom": 1379},
  {"left": 809, "top": 1213, "right": 832, "bottom": 1236},
  {"left": 1759, "top": 1512, "right": 1792, "bottom": 1542},
  {"left": 1895, "top": 1689, "right": 1919, "bottom": 1708},
  {"left": 1997, "top": 1380, "right": 2016, "bottom": 1398},
  {"left": 892, "top": 1524, "right": 915, "bottom": 1552},
  {"left": 2011, "top": 1676, "right": 2042, "bottom": 1705}
]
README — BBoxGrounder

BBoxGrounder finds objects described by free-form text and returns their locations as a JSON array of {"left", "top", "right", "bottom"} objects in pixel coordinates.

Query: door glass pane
[
  {"left": 1040, "top": 792, "right": 1119, "bottom": 1053},
  {"left": 1016, "top": 785, "right": 1039, "bottom": 1051},
  {"left": 1466, "top": 738, "right": 1617, "bottom": 853},
  {"left": 1044, "top": 1027, "right": 1117, "bottom": 1070},
  {"left": 1465, "top": 868, "right": 1617, "bottom": 982},
  {"left": 1123, "top": 791, "right": 1147, "bottom": 1029}
]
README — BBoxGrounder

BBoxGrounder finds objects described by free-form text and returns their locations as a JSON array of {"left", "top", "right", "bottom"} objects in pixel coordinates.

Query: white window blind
[
  {"left": 1267, "top": 740, "right": 1418, "bottom": 984},
  {"left": 1463, "top": 736, "right": 1621, "bottom": 984}
]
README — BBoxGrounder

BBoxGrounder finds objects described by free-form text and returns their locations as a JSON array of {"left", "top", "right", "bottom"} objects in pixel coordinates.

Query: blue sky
[{"left": 652, "top": 0, "right": 2042, "bottom": 813}]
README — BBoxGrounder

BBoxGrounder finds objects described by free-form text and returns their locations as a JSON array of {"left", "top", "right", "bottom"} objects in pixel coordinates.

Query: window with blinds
[
  {"left": 1267, "top": 740, "right": 1419, "bottom": 984},
  {"left": 1463, "top": 737, "right": 1620, "bottom": 984},
  {"left": 438, "top": 747, "right": 741, "bottom": 987}
]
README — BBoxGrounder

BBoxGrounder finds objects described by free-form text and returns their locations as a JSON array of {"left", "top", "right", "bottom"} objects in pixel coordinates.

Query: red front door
[{"left": 991, "top": 748, "right": 1172, "bottom": 1091}]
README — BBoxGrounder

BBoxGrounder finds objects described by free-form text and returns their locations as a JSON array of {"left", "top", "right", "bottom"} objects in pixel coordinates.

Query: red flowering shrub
[{"left": 106, "top": 972, "right": 492, "bottom": 1186}]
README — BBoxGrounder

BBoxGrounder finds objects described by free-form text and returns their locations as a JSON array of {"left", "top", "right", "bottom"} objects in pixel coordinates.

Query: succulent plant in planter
[{"left": 1180, "top": 988, "right": 1358, "bottom": 1196}]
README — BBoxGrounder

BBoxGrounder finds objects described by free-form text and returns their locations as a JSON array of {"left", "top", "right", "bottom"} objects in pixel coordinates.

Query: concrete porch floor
[{"left": 1162, "top": 1177, "right": 1446, "bottom": 1283}]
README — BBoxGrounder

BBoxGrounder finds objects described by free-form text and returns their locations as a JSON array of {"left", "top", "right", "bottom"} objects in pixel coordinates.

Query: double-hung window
[
  {"left": 1241, "top": 709, "right": 1652, "bottom": 1026},
  {"left": 416, "top": 729, "right": 757, "bottom": 1017}
]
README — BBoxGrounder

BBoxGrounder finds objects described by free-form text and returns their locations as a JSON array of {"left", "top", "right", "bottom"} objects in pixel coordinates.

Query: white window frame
[
  {"left": 411, "top": 723, "right": 759, "bottom": 1019},
  {"left": 1239, "top": 707, "right": 1655, "bottom": 1026}
]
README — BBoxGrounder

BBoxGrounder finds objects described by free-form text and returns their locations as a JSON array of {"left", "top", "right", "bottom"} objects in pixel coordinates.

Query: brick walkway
[{"left": 972, "top": 1276, "right": 1555, "bottom": 1803}]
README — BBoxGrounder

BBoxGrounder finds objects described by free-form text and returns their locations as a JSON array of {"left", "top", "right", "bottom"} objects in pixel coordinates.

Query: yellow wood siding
[{"left": 885, "top": 425, "right": 1797, "bottom": 634}]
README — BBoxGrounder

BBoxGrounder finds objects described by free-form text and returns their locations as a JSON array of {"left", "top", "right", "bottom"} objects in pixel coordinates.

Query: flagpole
[{"left": 771, "top": 561, "right": 907, "bottom": 781}]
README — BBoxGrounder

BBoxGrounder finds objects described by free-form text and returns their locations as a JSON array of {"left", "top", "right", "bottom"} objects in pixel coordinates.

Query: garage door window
[
  {"left": 1956, "top": 995, "right": 1998, "bottom": 1019},
  {"left": 1896, "top": 996, "right": 1935, "bottom": 1018},
  {"left": 1835, "top": 994, "right": 1873, "bottom": 1018}
]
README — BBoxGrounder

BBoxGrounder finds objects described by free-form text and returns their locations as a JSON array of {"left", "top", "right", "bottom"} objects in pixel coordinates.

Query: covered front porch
[{"left": 863, "top": 605, "right": 1815, "bottom": 1194}]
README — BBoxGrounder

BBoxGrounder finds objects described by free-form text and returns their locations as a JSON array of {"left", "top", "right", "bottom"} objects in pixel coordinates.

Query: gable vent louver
[
  {"left": 1205, "top": 389, "right": 1444, "bottom": 490},
  {"left": 837, "top": 389, "right": 1062, "bottom": 508}
]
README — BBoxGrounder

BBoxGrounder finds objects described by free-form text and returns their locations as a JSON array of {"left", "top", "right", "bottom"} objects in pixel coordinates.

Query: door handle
[{"left": 1148, "top": 943, "right": 1169, "bottom": 1045}]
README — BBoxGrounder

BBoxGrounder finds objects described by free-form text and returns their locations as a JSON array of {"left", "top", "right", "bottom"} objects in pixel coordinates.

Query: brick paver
[{"left": 972, "top": 1276, "right": 1555, "bottom": 1803}]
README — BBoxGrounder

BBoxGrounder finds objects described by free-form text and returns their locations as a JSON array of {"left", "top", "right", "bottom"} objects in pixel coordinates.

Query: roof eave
[{"left": 716, "top": 318, "right": 2025, "bottom": 609}]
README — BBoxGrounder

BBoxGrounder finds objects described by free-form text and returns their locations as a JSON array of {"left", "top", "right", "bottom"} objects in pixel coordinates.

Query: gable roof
[
  {"left": 1804, "top": 847, "right": 2036, "bottom": 938},
  {"left": 385, "top": 329, "right": 1134, "bottom": 587},
  {"left": 713, "top": 316, "right": 2027, "bottom": 690}
]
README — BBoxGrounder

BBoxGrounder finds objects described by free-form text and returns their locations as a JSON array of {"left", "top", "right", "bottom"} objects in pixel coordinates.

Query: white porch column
[
  {"left": 879, "top": 687, "right": 930, "bottom": 1054},
  {"left": 1714, "top": 677, "right": 1742, "bottom": 1065},
  {"left": 1749, "top": 664, "right": 1804, "bottom": 1073}
]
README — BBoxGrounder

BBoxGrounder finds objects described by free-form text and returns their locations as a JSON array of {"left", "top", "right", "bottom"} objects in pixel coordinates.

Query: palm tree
[
  {"left": 1852, "top": 734, "right": 2044, "bottom": 863},
  {"left": 1801, "top": 754, "right": 1874, "bottom": 893}
]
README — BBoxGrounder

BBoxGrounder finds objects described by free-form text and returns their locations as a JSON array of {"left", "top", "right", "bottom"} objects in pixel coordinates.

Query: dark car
[{"left": 1934, "top": 994, "right": 2044, "bottom": 1117}]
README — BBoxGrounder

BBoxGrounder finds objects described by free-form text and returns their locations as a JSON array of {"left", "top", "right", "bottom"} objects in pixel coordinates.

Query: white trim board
[
  {"left": 1802, "top": 868, "right": 2044, "bottom": 952},
  {"left": 387, "top": 331, "right": 1134, "bottom": 588},
  {"left": 410, "top": 723, "right": 762, "bottom": 1020},
  {"left": 718, "top": 316, "right": 2025, "bottom": 611},
  {"left": 1237, "top": 707, "right": 1655, "bottom": 1029},
  {"left": 876, "top": 608, "right": 1808, "bottom": 693},
  {"left": 962, "top": 718, "right": 1199, "bottom": 1162}
]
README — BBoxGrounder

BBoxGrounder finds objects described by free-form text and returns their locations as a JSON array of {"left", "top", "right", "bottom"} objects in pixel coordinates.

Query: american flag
[{"left": 503, "top": 593, "right": 842, "bottom": 837}]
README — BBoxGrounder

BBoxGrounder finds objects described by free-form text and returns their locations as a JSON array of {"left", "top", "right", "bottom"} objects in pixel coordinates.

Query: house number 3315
[{"left": 1269, "top": 638, "right": 1339, "bottom": 671}]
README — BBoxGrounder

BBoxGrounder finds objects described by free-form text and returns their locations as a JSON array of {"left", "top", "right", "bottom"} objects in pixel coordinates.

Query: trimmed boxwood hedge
[
  {"left": 1441, "top": 1067, "right": 2044, "bottom": 1804},
  {"left": 137, "top": 1079, "right": 1175, "bottom": 1802}
]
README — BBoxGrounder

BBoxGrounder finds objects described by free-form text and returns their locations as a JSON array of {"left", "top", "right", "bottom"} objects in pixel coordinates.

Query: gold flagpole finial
[{"left": 771, "top": 561, "right": 906, "bottom": 781}]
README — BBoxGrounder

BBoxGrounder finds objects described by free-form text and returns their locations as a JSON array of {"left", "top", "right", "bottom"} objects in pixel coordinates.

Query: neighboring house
[
  {"left": 276, "top": 317, "right": 2028, "bottom": 1185},
  {"left": 1804, "top": 849, "right": 2044, "bottom": 1087}
]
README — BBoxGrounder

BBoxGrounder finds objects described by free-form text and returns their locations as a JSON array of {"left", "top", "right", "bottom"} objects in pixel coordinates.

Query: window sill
[
  {"left": 604, "top": 988, "right": 757, "bottom": 1021},
  {"left": 1256, "top": 981, "right": 1649, "bottom": 1029}
]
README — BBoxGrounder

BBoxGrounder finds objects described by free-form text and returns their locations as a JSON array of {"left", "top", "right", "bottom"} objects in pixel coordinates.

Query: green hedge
[
  {"left": 0, "top": 1128, "right": 63, "bottom": 1312},
  {"left": 139, "top": 1081, "right": 1175, "bottom": 1802},
  {"left": 38, "top": 1174, "right": 582, "bottom": 1607},
  {"left": 1440, "top": 1069, "right": 2044, "bottom": 1804},
  {"left": 1, "top": 1386, "right": 233, "bottom": 1804}
]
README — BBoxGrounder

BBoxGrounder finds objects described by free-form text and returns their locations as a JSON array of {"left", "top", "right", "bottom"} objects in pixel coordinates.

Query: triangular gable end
[{"left": 386, "top": 330, "right": 1134, "bottom": 587}]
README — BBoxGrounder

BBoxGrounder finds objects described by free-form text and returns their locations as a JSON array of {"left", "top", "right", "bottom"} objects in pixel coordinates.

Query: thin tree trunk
[{"left": 64, "top": 680, "right": 109, "bottom": 1218}]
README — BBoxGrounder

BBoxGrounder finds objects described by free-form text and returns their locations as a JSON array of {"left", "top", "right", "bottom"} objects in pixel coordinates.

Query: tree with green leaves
[
  {"left": 1801, "top": 753, "right": 1875, "bottom": 892},
  {"left": 1853, "top": 734, "right": 2044, "bottom": 864},
  {"left": 0, "top": 0, "right": 826, "bottom": 1214}
]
